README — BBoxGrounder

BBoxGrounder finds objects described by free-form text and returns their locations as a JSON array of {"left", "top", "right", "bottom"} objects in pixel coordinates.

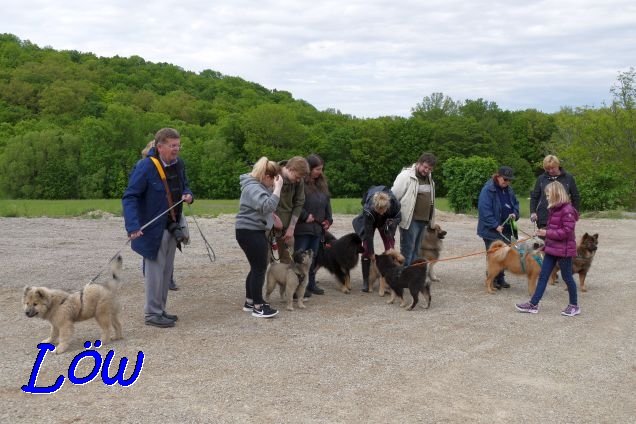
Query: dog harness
[{"left": 515, "top": 245, "right": 543, "bottom": 273}]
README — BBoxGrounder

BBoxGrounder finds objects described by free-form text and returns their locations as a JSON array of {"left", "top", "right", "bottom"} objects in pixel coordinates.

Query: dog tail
[
  {"left": 104, "top": 255, "right": 123, "bottom": 290},
  {"left": 487, "top": 240, "right": 509, "bottom": 261}
]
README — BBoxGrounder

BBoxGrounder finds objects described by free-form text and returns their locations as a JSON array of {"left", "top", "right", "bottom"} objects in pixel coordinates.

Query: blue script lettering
[
  {"left": 101, "top": 349, "right": 145, "bottom": 387},
  {"left": 22, "top": 340, "right": 145, "bottom": 394},
  {"left": 21, "top": 343, "right": 64, "bottom": 394}
]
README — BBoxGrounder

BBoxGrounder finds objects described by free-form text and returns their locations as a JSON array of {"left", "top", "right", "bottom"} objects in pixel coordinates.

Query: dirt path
[{"left": 1, "top": 213, "right": 634, "bottom": 423}]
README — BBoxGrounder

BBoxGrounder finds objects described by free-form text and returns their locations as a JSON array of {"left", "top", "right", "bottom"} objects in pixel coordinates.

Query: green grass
[
  {"left": 1, "top": 197, "right": 631, "bottom": 219},
  {"left": 0, "top": 198, "right": 448, "bottom": 218}
]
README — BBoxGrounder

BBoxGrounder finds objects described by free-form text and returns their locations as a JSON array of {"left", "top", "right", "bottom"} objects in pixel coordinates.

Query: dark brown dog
[
  {"left": 549, "top": 232, "right": 598, "bottom": 292},
  {"left": 418, "top": 224, "right": 447, "bottom": 282},
  {"left": 375, "top": 249, "right": 430, "bottom": 310}
]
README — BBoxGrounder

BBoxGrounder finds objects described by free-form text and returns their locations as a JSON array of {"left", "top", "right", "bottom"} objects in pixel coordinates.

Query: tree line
[{"left": 0, "top": 34, "right": 634, "bottom": 212}]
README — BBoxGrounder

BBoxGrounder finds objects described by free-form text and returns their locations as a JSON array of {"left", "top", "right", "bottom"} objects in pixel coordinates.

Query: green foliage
[
  {"left": 443, "top": 156, "right": 497, "bottom": 213},
  {"left": 0, "top": 34, "right": 633, "bottom": 211},
  {"left": 577, "top": 167, "right": 633, "bottom": 211}
]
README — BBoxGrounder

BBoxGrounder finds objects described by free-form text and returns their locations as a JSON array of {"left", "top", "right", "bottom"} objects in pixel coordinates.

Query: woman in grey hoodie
[{"left": 235, "top": 157, "right": 283, "bottom": 318}]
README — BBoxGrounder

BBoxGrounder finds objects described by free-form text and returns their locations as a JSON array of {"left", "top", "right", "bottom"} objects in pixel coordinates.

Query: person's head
[
  {"left": 416, "top": 152, "right": 437, "bottom": 177},
  {"left": 282, "top": 156, "right": 310, "bottom": 183},
  {"left": 141, "top": 140, "right": 155, "bottom": 158},
  {"left": 154, "top": 128, "right": 181, "bottom": 163},
  {"left": 251, "top": 157, "right": 281, "bottom": 188},
  {"left": 543, "top": 155, "right": 562, "bottom": 177},
  {"left": 495, "top": 166, "right": 514, "bottom": 187},
  {"left": 305, "top": 154, "right": 330, "bottom": 195},
  {"left": 545, "top": 181, "right": 570, "bottom": 208},
  {"left": 371, "top": 191, "right": 390, "bottom": 215}
]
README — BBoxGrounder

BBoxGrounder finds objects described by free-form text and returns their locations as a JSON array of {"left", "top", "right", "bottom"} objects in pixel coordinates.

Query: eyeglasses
[
  {"left": 503, "top": 178, "right": 511, "bottom": 182},
  {"left": 159, "top": 143, "right": 181, "bottom": 150}
]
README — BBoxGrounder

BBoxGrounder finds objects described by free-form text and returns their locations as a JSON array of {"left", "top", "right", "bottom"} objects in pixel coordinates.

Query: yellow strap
[{"left": 149, "top": 157, "right": 167, "bottom": 181}]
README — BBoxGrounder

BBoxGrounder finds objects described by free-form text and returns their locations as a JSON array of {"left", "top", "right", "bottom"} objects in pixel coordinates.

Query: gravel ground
[{"left": 1, "top": 212, "right": 634, "bottom": 424}]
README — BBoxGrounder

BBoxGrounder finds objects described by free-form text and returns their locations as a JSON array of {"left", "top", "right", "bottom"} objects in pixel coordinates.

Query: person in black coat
[
  {"left": 352, "top": 186, "right": 401, "bottom": 292},
  {"left": 530, "top": 155, "right": 580, "bottom": 230}
]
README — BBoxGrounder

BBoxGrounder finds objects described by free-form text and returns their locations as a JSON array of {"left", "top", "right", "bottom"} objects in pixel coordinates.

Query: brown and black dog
[
  {"left": 418, "top": 224, "right": 447, "bottom": 282},
  {"left": 549, "top": 232, "right": 598, "bottom": 292},
  {"left": 369, "top": 249, "right": 405, "bottom": 296},
  {"left": 375, "top": 249, "right": 430, "bottom": 310},
  {"left": 485, "top": 240, "right": 543, "bottom": 295}
]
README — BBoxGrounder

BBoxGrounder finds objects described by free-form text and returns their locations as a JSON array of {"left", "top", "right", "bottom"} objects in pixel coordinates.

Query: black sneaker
[
  {"left": 145, "top": 315, "right": 176, "bottom": 328},
  {"left": 252, "top": 304, "right": 279, "bottom": 318},
  {"left": 169, "top": 279, "right": 179, "bottom": 291},
  {"left": 162, "top": 311, "right": 178, "bottom": 321},
  {"left": 242, "top": 301, "right": 254, "bottom": 312},
  {"left": 310, "top": 285, "right": 325, "bottom": 295}
]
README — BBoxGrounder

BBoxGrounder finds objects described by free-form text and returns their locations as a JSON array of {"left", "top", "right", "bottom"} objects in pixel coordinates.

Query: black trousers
[{"left": 236, "top": 229, "right": 269, "bottom": 304}]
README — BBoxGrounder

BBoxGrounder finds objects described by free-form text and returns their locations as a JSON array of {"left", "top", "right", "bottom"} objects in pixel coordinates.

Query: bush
[{"left": 443, "top": 156, "right": 497, "bottom": 213}]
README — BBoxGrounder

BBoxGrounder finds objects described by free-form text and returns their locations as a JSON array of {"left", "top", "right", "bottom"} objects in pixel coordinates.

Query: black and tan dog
[
  {"left": 485, "top": 241, "right": 543, "bottom": 295},
  {"left": 23, "top": 255, "right": 124, "bottom": 354},
  {"left": 369, "top": 249, "right": 405, "bottom": 296},
  {"left": 375, "top": 249, "right": 431, "bottom": 310},
  {"left": 418, "top": 223, "right": 447, "bottom": 282},
  {"left": 550, "top": 232, "right": 598, "bottom": 292},
  {"left": 315, "top": 232, "right": 364, "bottom": 293},
  {"left": 265, "top": 249, "right": 312, "bottom": 311}
]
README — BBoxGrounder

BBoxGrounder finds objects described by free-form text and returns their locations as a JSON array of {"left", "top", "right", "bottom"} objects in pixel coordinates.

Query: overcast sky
[{"left": 3, "top": 0, "right": 635, "bottom": 118}]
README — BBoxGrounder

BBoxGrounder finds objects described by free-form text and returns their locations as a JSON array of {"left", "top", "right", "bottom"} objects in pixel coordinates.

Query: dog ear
[{"left": 23, "top": 286, "right": 32, "bottom": 296}]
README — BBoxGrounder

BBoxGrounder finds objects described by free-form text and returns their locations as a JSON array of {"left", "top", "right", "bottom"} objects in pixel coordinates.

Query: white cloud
[{"left": 2, "top": 0, "right": 634, "bottom": 117}]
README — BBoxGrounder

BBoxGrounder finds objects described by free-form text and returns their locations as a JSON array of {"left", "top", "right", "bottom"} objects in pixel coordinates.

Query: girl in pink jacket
[{"left": 515, "top": 181, "right": 581, "bottom": 316}]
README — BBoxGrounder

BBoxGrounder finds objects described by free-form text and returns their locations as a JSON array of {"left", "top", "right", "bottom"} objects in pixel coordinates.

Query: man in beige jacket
[{"left": 391, "top": 152, "right": 437, "bottom": 266}]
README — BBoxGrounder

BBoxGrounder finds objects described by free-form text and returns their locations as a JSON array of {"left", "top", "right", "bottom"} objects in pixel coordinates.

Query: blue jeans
[
  {"left": 531, "top": 254, "right": 578, "bottom": 306},
  {"left": 399, "top": 220, "right": 428, "bottom": 266},
  {"left": 294, "top": 234, "right": 321, "bottom": 288}
]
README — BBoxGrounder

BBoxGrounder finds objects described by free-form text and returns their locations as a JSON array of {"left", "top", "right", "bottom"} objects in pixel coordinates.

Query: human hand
[
  {"left": 182, "top": 193, "right": 193, "bottom": 204},
  {"left": 129, "top": 230, "right": 143, "bottom": 240},
  {"left": 273, "top": 174, "right": 283, "bottom": 190},
  {"left": 530, "top": 213, "right": 537, "bottom": 223},
  {"left": 496, "top": 225, "right": 503, "bottom": 234},
  {"left": 273, "top": 214, "right": 283, "bottom": 230},
  {"left": 321, "top": 220, "right": 330, "bottom": 230},
  {"left": 284, "top": 226, "right": 295, "bottom": 243},
  {"left": 306, "top": 213, "right": 315, "bottom": 223},
  {"left": 535, "top": 229, "right": 546, "bottom": 237}
]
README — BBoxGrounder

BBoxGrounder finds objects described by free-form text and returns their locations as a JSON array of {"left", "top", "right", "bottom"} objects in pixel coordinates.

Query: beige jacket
[{"left": 391, "top": 164, "right": 436, "bottom": 229}]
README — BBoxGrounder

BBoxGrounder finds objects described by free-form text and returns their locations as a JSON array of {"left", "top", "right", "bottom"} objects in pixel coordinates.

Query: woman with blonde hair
[
  {"left": 516, "top": 181, "right": 581, "bottom": 316},
  {"left": 235, "top": 157, "right": 283, "bottom": 318}
]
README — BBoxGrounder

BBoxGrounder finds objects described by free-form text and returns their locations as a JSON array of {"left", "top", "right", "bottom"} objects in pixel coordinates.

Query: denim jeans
[
  {"left": 399, "top": 220, "right": 428, "bottom": 266},
  {"left": 294, "top": 234, "right": 321, "bottom": 288},
  {"left": 531, "top": 253, "right": 578, "bottom": 306}
]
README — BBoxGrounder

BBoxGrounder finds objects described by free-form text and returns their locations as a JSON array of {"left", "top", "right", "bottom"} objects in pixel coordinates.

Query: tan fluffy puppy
[
  {"left": 22, "top": 255, "right": 124, "bottom": 354},
  {"left": 265, "top": 250, "right": 312, "bottom": 311}
]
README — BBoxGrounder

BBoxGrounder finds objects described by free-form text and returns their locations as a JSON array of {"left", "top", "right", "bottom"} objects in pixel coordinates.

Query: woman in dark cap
[{"left": 477, "top": 166, "right": 520, "bottom": 289}]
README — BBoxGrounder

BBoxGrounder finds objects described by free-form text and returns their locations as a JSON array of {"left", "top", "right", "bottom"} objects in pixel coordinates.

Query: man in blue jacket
[{"left": 123, "top": 128, "right": 194, "bottom": 328}]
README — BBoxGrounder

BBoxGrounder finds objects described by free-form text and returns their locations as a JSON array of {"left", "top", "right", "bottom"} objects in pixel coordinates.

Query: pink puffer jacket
[{"left": 544, "top": 202, "right": 579, "bottom": 257}]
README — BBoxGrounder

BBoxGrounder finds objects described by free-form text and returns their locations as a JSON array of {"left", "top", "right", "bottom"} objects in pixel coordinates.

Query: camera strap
[{"left": 149, "top": 156, "right": 177, "bottom": 222}]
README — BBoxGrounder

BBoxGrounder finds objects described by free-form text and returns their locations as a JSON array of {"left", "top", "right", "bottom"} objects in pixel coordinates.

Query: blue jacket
[
  {"left": 122, "top": 155, "right": 193, "bottom": 259},
  {"left": 477, "top": 178, "right": 519, "bottom": 241}
]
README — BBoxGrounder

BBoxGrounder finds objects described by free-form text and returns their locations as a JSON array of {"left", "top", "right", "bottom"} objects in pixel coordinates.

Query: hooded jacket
[
  {"left": 530, "top": 168, "right": 580, "bottom": 227},
  {"left": 235, "top": 174, "right": 280, "bottom": 231},
  {"left": 543, "top": 202, "right": 579, "bottom": 257}
]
